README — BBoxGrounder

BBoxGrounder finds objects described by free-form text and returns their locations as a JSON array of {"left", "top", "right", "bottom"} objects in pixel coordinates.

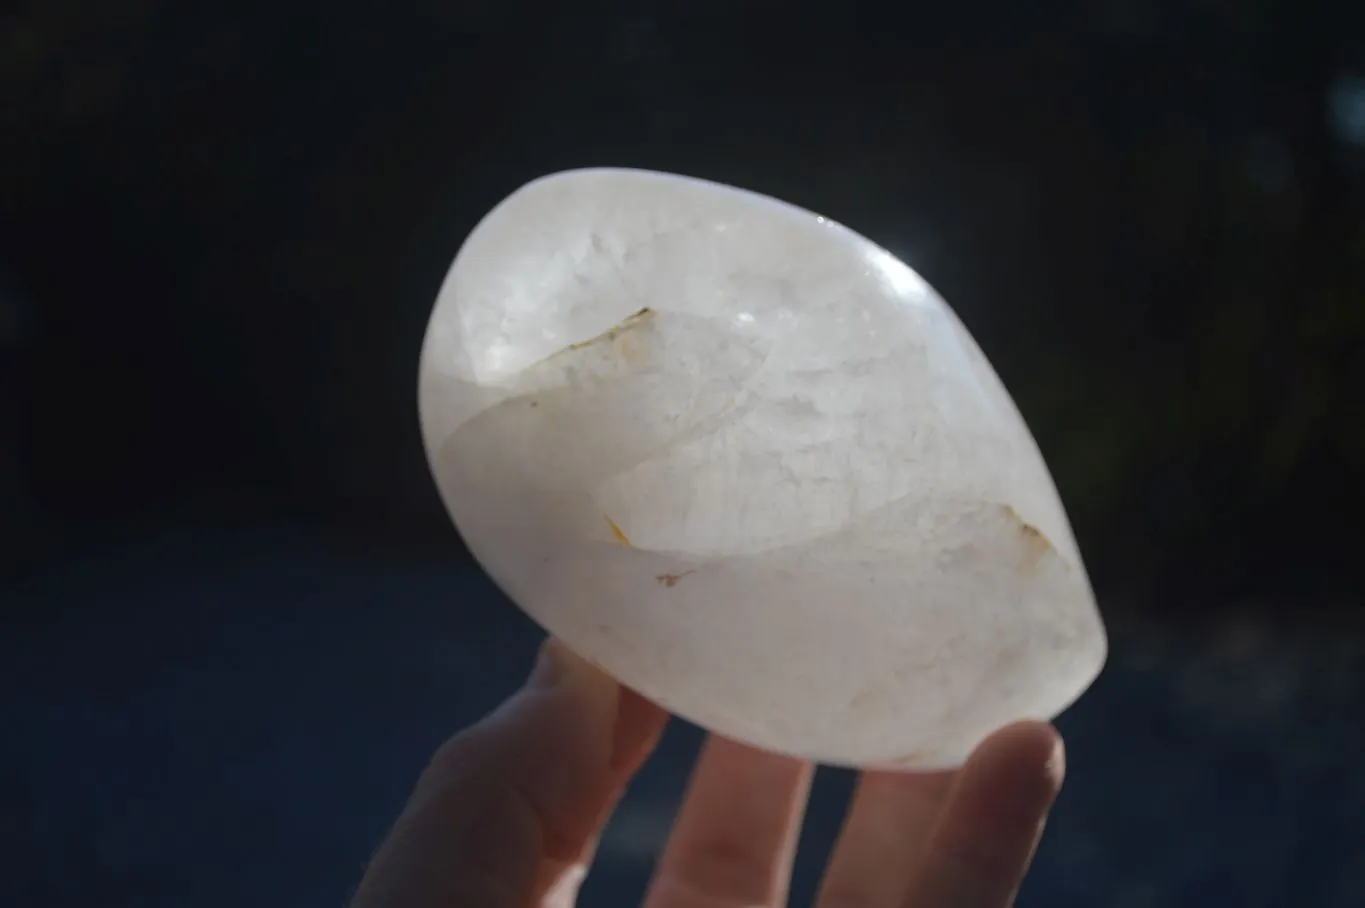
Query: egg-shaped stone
[{"left": 418, "top": 168, "right": 1106, "bottom": 770}]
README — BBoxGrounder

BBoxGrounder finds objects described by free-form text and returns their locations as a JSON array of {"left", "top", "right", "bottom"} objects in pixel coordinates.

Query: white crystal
[{"left": 418, "top": 168, "right": 1107, "bottom": 770}]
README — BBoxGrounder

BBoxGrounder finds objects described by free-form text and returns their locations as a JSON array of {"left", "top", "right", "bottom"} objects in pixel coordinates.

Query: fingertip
[
  {"left": 974, "top": 721, "right": 1065, "bottom": 794},
  {"left": 611, "top": 686, "right": 670, "bottom": 772},
  {"left": 952, "top": 722, "right": 1062, "bottom": 836},
  {"left": 353, "top": 640, "right": 649, "bottom": 908},
  {"left": 901, "top": 722, "right": 1065, "bottom": 906},
  {"left": 531, "top": 638, "right": 620, "bottom": 704},
  {"left": 530, "top": 642, "right": 669, "bottom": 774}
]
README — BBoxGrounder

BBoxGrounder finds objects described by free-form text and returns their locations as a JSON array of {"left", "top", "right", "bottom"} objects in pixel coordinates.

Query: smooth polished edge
[
  {"left": 418, "top": 166, "right": 937, "bottom": 393},
  {"left": 415, "top": 165, "right": 883, "bottom": 445},
  {"left": 503, "top": 165, "right": 881, "bottom": 257}
]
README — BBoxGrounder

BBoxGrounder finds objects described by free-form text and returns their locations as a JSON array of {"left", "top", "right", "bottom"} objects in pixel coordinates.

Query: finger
[
  {"left": 351, "top": 639, "right": 669, "bottom": 908},
  {"left": 815, "top": 769, "right": 955, "bottom": 908},
  {"left": 646, "top": 736, "right": 814, "bottom": 908},
  {"left": 901, "top": 722, "right": 1064, "bottom": 908},
  {"left": 542, "top": 685, "right": 671, "bottom": 908}
]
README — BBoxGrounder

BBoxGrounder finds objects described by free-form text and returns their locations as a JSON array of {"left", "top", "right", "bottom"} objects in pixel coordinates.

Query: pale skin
[{"left": 351, "top": 639, "right": 1066, "bottom": 908}]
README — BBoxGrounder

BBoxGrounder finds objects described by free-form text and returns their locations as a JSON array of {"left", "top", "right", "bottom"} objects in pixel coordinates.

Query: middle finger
[
  {"left": 645, "top": 735, "right": 814, "bottom": 908},
  {"left": 815, "top": 770, "right": 955, "bottom": 908}
]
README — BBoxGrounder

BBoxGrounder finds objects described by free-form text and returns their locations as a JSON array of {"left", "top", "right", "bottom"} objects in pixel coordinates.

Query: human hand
[{"left": 351, "top": 639, "right": 1065, "bottom": 908}]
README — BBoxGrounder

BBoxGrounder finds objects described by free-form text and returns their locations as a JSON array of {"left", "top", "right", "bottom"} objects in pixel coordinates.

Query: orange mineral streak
[{"left": 605, "top": 516, "right": 633, "bottom": 547}]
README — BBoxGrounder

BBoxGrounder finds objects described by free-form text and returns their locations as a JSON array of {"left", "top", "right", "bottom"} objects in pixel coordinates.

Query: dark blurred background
[{"left": 2, "top": 2, "right": 1364, "bottom": 906}]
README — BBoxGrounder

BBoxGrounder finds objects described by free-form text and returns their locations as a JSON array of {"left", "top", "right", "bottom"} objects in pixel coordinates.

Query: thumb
[{"left": 352, "top": 639, "right": 665, "bottom": 908}]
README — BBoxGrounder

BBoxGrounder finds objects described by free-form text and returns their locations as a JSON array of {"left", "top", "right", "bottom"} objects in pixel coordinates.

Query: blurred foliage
[{"left": 1, "top": 0, "right": 1362, "bottom": 603}]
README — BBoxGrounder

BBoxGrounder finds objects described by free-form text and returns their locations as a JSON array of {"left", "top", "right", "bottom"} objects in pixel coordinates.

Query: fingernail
[
  {"left": 527, "top": 639, "right": 566, "bottom": 688},
  {"left": 527, "top": 638, "right": 614, "bottom": 698},
  {"left": 1045, "top": 736, "right": 1067, "bottom": 788}
]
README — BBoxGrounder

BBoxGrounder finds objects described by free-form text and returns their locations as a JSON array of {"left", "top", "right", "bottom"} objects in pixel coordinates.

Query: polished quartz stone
[{"left": 418, "top": 168, "right": 1106, "bottom": 770}]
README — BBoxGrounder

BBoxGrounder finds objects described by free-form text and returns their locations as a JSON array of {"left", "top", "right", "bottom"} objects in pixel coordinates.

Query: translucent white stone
[{"left": 418, "top": 168, "right": 1107, "bottom": 770}]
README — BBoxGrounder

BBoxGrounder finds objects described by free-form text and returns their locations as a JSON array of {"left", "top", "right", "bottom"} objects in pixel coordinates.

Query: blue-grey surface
[{"left": 3, "top": 527, "right": 1362, "bottom": 906}]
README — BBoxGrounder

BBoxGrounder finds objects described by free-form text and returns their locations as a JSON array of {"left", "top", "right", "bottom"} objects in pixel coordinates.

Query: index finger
[{"left": 351, "top": 641, "right": 668, "bottom": 908}]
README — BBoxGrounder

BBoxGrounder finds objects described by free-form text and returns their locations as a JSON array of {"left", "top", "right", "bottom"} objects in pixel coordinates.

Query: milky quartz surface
[{"left": 418, "top": 168, "right": 1106, "bottom": 770}]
